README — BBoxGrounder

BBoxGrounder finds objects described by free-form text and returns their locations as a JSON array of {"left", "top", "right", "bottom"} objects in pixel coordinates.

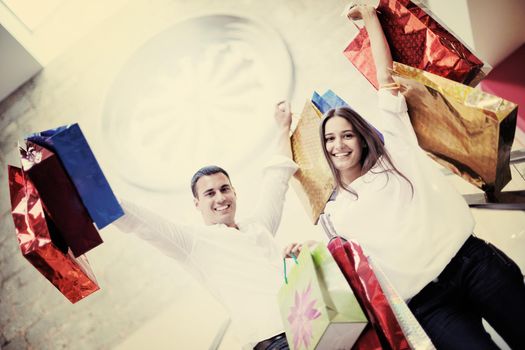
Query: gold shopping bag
[
  {"left": 291, "top": 101, "right": 334, "bottom": 223},
  {"left": 393, "top": 62, "right": 517, "bottom": 192}
]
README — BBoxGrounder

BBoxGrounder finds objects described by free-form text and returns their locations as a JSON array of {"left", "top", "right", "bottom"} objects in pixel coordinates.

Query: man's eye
[
  {"left": 221, "top": 188, "right": 230, "bottom": 193},
  {"left": 206, "top": 192, "right": 214, "bottom": 197}
]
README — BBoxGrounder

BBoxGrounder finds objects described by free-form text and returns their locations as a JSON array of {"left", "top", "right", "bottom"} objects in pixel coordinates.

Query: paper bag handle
[{"left": 319, "top": 213, "right": 338, "bottom": 239}]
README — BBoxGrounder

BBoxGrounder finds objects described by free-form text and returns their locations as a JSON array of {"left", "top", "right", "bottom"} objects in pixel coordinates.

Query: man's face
[{"left": 194, "top": 173, "right": 237, "bottom": 228}]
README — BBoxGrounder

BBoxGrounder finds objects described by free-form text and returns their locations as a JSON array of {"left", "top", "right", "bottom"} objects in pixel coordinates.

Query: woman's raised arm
[{"left": 346, "top": 3, "right": 398, "bottom": 94}]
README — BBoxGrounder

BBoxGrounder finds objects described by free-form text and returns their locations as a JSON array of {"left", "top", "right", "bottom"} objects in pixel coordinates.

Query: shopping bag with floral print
[{"left": 277, "top": 244, "right": 367, "bottom": 350}]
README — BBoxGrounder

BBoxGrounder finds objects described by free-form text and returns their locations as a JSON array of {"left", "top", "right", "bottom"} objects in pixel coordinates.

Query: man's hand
[
  {"left": 273, "top": 100, "right": 294, "bottom": 158},
  {"left": 283, "top": 240, "right": 320, "bottom": 258},
  {"left": 274, "top": 100, "right": 292, "bottom": 131}
]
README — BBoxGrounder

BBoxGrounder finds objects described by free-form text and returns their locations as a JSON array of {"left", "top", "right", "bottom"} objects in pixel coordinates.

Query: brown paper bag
[
  {"left": 392, "top": 62, "right": 517, "bottom": 192},
  {"left": 291, "top": 101, "right": 334, "bottom": 223}
]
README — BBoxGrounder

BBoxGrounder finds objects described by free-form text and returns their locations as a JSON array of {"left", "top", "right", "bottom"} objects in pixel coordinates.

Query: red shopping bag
[
  {"left": 19, "top": 141, "right": 102, "bottom": 257},
  {"left": 8, "top": 166, "right": 99, "bottom": 303},
  {"left": 327, "top": 237, "right": 409, "bottom": 350},
  {"left": 344, "top": 0, "right": 484, "bottom": 89},
  {"left": 353, "top": 324, "right": 383, "bottom": 350}
]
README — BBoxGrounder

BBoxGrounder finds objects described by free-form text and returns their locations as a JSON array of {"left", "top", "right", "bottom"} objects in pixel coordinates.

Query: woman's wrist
[{"left": 360, "top": 6, "right": 377, "bottom": 21}]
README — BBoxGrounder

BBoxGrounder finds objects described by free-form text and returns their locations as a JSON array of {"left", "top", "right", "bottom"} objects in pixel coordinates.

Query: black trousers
[
  {"left": 253, "top": 332, "right": 289, "bottom": 350},
  {"left": 408, "top": 236, "right": 525, "bottom": 349}
]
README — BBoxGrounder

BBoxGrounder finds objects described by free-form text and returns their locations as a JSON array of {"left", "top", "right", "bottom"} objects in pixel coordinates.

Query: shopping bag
[
  {"left": 19, "top": 141, "right": 103, "bottom": 257},
  {"left": 353, "top": 326, "right": 382, "bottom": 350},
  {"left": 278, "top": 244, "right": 367, "bottom": 350},
  {"left": 290, "top": 101, "right": 334, "bottom": 223},
  {"left": 344, "top": 0, "right": 485, "bottom": 89},
  {"left": 392, "top": 62, "right": 518, "bottom": 192},
  {"left": 479, "top": 43, "right": 525, "bottom": 135},
  {"left": 311, "top": 92, "right": 333, "bottom": 115},
  {"left": 8, "top": 165, "right": 100, "bottom": 303},
  {"left": 27, "top": 123, "right": 123, "bottom": 229},
  {"left": 311, "top": 90, "right": 349, "bottom": 114},
  {"left": 368, "top": 256, "right": 435, "bottom": 349},
  {"left": 327, "top": 237, "right": 409, "bottom": 350}
]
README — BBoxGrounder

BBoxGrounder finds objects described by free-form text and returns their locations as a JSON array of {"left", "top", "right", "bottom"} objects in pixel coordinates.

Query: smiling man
[
  {"left": 191, "top": 166, "right": 237, "bottom": 228},
  {"left": 115, "top": 101, "right": 297, "bottom": 350}
]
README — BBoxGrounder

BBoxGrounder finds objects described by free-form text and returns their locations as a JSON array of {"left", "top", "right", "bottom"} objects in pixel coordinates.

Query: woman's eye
[
  {"left": 344, "top": 134, "right": 353, "bottom": 139},
  {"left": 325, "top": 137, "right": 334, "bottom": 142}
]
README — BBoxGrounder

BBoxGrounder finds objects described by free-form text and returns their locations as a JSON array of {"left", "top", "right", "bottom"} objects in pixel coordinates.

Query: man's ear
[{"left": 194, "top": 197, "right": 199, "bottom": 209}]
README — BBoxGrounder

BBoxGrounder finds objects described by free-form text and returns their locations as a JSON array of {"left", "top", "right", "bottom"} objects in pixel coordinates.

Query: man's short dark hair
[{"left": 190, "top": 165, "right": 231, "bottom": 198}]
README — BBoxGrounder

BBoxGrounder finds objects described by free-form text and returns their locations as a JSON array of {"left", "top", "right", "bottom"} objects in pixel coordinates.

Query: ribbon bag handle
[{"left": 283, "top": 253, "right": 299, "bottom": 285}]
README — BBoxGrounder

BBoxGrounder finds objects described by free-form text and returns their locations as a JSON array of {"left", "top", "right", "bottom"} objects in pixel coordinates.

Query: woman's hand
[
  {"left": 345, "top": 3, "right": 376, "bottom": 21},
  {"left": 283, "top": 240, "right": 320, "bottom": 258},
  {"left": 274, "top": 100, "right": 292, "bottom": 131},
  {"left": 343, "top": 1, "right": 396, "bottom": 90}
]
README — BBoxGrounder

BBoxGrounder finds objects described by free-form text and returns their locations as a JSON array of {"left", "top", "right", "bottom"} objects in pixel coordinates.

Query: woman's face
[{"left": 324, "top": 116, "right": 363, "bottom": 174}]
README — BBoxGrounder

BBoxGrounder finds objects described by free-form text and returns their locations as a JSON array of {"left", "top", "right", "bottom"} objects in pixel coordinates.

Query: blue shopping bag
[
  {"left": 311, "top": 90, "right": 348, "bottom": 114},
  {"left": 27, "top": 123, "right": 123, "bottom": 229},
  {"left": 311, "top": 90, "right": 384, "bottom": 143}
]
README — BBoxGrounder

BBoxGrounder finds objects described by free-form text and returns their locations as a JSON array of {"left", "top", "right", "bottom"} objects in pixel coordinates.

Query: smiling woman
[
  {"left": 320, "top": 105, "right": 412, "bottom": 196},
  {"left": 316, "top": 4, "right": 525, "bottom": 349},
  {"left": 324, "top": 116, "right": 364, "bottom": 185}
]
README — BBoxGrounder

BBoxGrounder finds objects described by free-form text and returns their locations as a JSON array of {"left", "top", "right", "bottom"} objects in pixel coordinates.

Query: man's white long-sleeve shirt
[{"left": 115, "top": 156, "right": 298, "bottom": 347}]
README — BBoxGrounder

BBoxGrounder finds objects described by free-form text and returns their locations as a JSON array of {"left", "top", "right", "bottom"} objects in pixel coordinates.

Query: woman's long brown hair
[{"left": 320, "top": 106, "right": 414, "bottom": 197}]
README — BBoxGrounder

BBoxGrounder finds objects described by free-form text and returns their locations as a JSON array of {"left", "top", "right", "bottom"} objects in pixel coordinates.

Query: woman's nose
[{"left": 334, "top": 136, "right": 344, "bottom": 149}]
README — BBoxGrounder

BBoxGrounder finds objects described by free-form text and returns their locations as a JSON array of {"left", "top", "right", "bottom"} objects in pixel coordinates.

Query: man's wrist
[{"left": 276, "top": 125, "right": 291, "bottom": 135}]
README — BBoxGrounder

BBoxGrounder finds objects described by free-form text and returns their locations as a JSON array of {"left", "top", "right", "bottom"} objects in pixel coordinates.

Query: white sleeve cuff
[{"left": 378, "top": 89, "right": 408, "bottom": 114}]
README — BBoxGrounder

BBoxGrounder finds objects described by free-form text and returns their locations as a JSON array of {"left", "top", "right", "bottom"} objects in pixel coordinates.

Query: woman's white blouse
[{"left": 324, "top": 89, "right": 474, "bottom": 301}]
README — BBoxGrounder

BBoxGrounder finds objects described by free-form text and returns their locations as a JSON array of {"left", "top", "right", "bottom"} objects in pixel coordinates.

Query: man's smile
[{"left": 214, "top": 204, "right": 231, "bottom": 212}]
